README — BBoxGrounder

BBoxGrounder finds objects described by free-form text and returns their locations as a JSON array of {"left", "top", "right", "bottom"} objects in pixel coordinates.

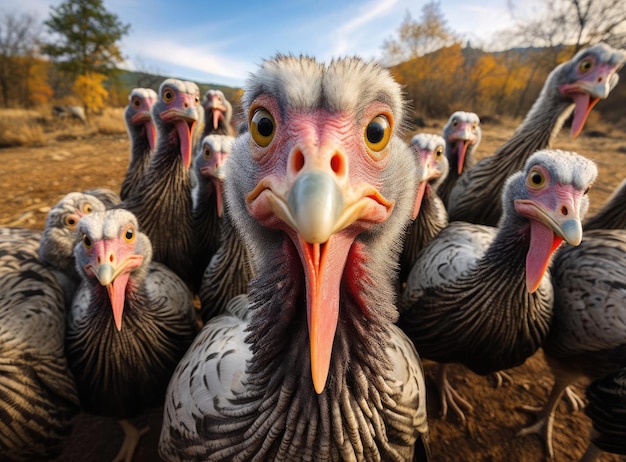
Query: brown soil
[{"left": 1, "top": 118, "right": 624, "bottom": 462}]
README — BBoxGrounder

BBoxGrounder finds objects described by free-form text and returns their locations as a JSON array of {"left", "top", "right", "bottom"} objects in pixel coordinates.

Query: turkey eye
[
  {"left": 472, "top": 122, "right": 477, "bottom": 130},
  {"left": 82, "top": 234, "right": 92, "bottom": 248},
  {"left": 162, "top": 88, "right": 175, "bottom": 103},
  {"left": 203, "top": 147, "right": 212, "bottom": 159},
  {"left": 250, "top": 108, "right": 276, "bottom": 147},
  {"left": 365, "top": 115, "right": 391, "bottom": 153},
  {"left": 65, "top": 214, "right": 79, "bottom": 230},
  {"left": 579, "top": 59, "right": 593, "bottom": 73},
  {"left": 123, "top": 226, "right": 135, "bottom": 243},
  {"left": 131, "top": 96, "right": 141, "bottom": 108},
  {"left": 527, "top": 168, "right": 546, "bottom": 188},
  {"left": 435, "top": 146, "right": 443, "bottom": 157},
  {"left": 452, "top": 119, "right": 458, "bottom": 127},
  {"left": 83, "top": 203, "right": 93, "bottom": 214},
  {"left": 194, "top": 95, "right": 200, "bottom": 104},
  {"left": 584, "top": 184, "right": 592, "bottom": 195}
]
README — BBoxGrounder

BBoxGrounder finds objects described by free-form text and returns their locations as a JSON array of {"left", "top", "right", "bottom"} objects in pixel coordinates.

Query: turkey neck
[
  {"left": 128, "top": 126, "right": 152, "bottom": 171},
  {"left": 201, "top": 238, "right": 416, "bottom": 461},
  {"left": 122, "top": 127, "right": 194, "bottom": 283},
  {"left": 193, "top": 175, "right": 221, "bottom": 255},
  {"left": 400, "top": 184, "right": 448, "bottom": 285},
  {"left": 198, "top": 214, "right": 251, "bottom": 322},
  {"left": 120, "top": 128, "right": 152, "bottom": 201}
]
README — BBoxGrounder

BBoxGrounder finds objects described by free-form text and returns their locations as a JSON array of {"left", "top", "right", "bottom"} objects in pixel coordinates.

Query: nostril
[
  {"left": 292, "top": 150, "right": 305, "bottom": 172},
  {"left": 330, "top": 153, "right": 344, "bottom": 175},
  {"left": 109, "top": 254, "right": 114, "bottom": 263},
  {"left": 561, "top": 206, "right": 568, "bottom": 216}
]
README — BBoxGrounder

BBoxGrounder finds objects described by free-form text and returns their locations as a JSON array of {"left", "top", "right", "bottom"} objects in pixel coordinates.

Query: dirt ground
[{"left": 1, "top": 116, "right": 624, "bottom": 462}]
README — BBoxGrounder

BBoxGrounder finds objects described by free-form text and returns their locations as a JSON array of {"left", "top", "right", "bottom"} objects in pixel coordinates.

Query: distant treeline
[{"left": 390, "top": 43, "right": 625, "bottom": 125}]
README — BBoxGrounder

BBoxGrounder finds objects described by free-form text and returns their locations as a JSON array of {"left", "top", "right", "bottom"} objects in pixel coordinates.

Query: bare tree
[
  {"left": 508, "top": 0, "right": 626, "bottom": 51},
  {"left": 0, "top": 11, "right": 42, "bottom": 107}
]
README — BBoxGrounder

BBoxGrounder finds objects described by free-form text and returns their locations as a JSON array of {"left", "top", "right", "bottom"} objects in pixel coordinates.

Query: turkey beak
[
  {"left": 287, "top": 172, "right": 343, "bottom": 394},
  {"left": 131, "top": 111, "right": 157, "bottom": 151},
  {"left": 162, "top": 102, "right": 199, "bottom": 169},
  {"left": 413, "top": 153, "right": 440, "bottom": 220},
  {"left": 145, "top": 120, "right": 156, "bottom": 151},
  {"left": 261, "top": 169, "right": 392, "bottom": 394},
  {"left": 174, "top": 116, "right": 197, "bottom": 169},
  {"left": 455, "top": 139, "right": 470, "bottom": 175},
  {"left": 85, "top": 241, "right": 144, "bottom": 331},
  {"left": 515, "top": 196, "right": 583, "bottom": 293},
  {"left": 206, "top": 95, "right": 227, "bottom": 130},
  {"left": 287, "top": 172, "right": 344, "bottom": 243},
  {"left": 201, "top": 152, "right": 226, "bottom": 217},
  {"left": 560, "top": 63, "right": 622, "bottom": 138}
]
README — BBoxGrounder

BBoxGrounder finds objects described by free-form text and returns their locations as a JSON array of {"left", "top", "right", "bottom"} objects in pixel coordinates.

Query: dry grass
[
  {"left": 0, "top": 106, "right": 127, "bottom": 147},
  {"left": 0, "top": 108, "right": 47, "bottom": 147},
  {"left": 92, "top": 107, "right": 126, "bottom": 135}
]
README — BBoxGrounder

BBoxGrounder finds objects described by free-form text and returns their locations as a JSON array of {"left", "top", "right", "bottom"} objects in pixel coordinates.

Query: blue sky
[{"left": 3, "top": 0, "right": 527, "bottom": 87}]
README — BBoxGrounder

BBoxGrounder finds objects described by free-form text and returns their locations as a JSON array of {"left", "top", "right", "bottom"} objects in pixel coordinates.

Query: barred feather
[{"left": 0, "top": 228, "right": 79, "bottom": 460}]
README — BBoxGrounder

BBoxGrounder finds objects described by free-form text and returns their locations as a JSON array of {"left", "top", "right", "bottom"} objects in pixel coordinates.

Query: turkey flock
[{"left": 0, "top": 43, "right": 625, "bottom": 462}]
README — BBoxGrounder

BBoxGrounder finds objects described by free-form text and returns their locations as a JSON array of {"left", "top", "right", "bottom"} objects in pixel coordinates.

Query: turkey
[
  {"left": 120, "top": 88, "right": 158, "bottom": 201},
  {"left": 67, "top": 208, "right": 198, "bottom": 462},
  {"left": 399, "top": 149, "right": 597, "bottom": 423},
  {"left": 517, "top": 228, "right": 626, "bottom": 458},
  {"left": 191, "top": 133, "right": 235, "bottom": 292},
  {"left": 398, "top": 133, "right": 449, "bottom": 290},
  {"left": 581, "top": 367, "right": 626, "bottom": 461},
  {"left": 38, "top": 191, "right": 108, "bottom": 307},
  {"left": 121, "top": 78, "right": 202, "bottom": 287},
  {"left": 447, "top": 43, "right": 625, "bottom": 226},
  {"left": 438, "top": 111, "right": 481, "bottom": 208},
  {"left": 159, "top": 54, "right": 430, "bottom": 461},
  {"left": 0, "top": 227, "right": 80, "bottom": 460},
  {"left": 200, "top": 89, "right": 234, "bottom": 137}
]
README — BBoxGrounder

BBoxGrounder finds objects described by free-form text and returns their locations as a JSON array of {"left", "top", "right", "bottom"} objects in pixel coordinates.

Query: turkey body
[
  {"left": 0, "top": 227, "right": 80, "bottom": 460},
  {"left": 159, "top": 54, "right": 430, "bottom": 461},
  {"left": 584, "top": 178, "right": 626, "bottom": 231},
  {"left": 583, "top": 367, "right": 626, "bottom": 460}
]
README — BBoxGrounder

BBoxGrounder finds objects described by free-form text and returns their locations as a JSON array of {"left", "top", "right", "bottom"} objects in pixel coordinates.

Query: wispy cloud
[
  {"left": 123, "top": 37, "right": 254, "bottom": 85},
  {"left": 329, "top": 0, "right": 400, "bottom": 58}
]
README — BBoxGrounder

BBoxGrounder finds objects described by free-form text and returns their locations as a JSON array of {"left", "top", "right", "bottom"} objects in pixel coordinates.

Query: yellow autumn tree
[
  {"left": 73, "top": 72, "right": 108, "bottom": 116},
  {"left": 392, "top": 43, "right": 465, "bottom": 118},
  {"left": 26, "top": 59, "right": 54, "bottom": 106}
]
